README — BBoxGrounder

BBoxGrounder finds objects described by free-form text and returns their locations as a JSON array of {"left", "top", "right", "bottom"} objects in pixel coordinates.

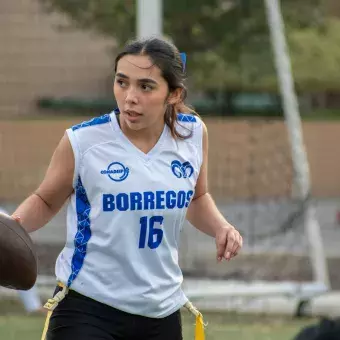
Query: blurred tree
[
  {"left": 289, "top": 19, "right": 340, "bottom": 91},
  {"left": 39, "top": 0, "right": 340, "bottom": 92}
]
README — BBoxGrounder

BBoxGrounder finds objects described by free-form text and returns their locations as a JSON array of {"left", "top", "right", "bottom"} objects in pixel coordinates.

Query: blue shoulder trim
[
  {"left": 72, "top": 114, "right": 111, "bottom": 131},
  {"left": 177, "top": 113, "right": 197, "bottom": 123}
]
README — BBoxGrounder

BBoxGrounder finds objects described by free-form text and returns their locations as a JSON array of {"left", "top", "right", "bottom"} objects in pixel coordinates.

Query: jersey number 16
[{"left": 139, "top": 216, "right": 164, "bottom": 249}]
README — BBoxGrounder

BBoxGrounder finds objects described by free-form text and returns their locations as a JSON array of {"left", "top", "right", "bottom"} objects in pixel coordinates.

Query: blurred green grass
[{"left": 0, "top": 299, "right": 317, "bottom": 340}]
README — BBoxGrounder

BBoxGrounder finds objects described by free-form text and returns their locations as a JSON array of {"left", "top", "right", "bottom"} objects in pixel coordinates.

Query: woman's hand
[{"left": 215, "top": 225, "right": 243, "bottom": 262}]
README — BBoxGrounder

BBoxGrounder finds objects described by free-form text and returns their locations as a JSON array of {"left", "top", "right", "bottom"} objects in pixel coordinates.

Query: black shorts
[{"left": 46, "top": 287, "right": 183, "bottom": 340}]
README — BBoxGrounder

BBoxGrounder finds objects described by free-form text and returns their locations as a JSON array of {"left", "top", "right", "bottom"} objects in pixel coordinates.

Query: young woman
[{"left": 10, "top": 37, "right": 242, "bottom": 340}]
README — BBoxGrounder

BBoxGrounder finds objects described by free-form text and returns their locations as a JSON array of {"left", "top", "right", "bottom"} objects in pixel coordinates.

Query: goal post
[
  {"left": 263, "top": 0, "right": 330, "bottom": 288},
  {"left": 137, "top": 0, "right": 163, "bottom": 39}
]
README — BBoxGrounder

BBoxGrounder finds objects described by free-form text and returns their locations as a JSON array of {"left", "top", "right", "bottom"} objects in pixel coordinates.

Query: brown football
[{"left": 0, "top": 213, "right": 38, "bottom": 290}]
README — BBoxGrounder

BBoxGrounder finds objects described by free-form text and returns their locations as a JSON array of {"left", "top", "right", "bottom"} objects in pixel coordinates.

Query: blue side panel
[
  {"left": 72, "top": 114, "right": 111, "bottom": 131},
  {"left": 67, "top": 176, "right": 91, "bottom": 287},
  {"left": 177, "top": 113, "right": 197, "bottom": 123}
]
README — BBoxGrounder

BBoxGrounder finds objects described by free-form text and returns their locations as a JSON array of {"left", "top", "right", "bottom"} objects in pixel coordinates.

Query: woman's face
[{"left": 114, "top": 55, "right": 170, "bottom": 132}]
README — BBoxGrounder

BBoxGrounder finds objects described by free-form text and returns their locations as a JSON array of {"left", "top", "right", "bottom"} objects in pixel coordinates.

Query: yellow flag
[
  {"left": 195, "top": 314, "right": 205, "bottom": 340},
  {"left": 41, "top": 310, "right": 53, "bottom": 340}
]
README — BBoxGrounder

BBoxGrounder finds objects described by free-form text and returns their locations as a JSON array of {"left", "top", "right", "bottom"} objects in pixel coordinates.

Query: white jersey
[{"left": 55, "top": 110, "right": 203, "bottom": 318}]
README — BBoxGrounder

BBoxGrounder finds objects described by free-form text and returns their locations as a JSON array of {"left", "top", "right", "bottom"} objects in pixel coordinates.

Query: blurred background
[{"left": 1, "top": 0, "right": 340, "bottom": 339}]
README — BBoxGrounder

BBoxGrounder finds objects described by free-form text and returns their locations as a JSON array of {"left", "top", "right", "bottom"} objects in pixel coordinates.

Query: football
[{"left": 0, "top": 213, "right": 38, "bottom": 290}]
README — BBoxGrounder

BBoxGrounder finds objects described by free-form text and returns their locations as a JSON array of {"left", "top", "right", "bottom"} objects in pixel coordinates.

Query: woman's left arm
[{"left": 186, "top": 122, "right": 243, "bottom": 262}]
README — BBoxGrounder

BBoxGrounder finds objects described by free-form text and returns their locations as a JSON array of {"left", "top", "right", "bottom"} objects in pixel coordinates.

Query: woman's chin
[{"left": 122, "top": 117, "right": 144, "bottom": 131}]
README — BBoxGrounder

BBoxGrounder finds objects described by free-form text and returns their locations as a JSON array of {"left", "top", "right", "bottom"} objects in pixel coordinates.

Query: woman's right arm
[{"left": 12, "top": 133, "right": 75, "bottom": 233}]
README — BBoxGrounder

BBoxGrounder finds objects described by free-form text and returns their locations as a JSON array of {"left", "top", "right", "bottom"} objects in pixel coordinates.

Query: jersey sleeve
[{"left": 175, "top": 113, "right": 204, "bottom": 169}]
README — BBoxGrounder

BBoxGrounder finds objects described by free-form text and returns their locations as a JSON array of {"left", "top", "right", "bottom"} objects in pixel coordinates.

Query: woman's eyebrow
[{"left": 116, "top": 73, "right": 158, "bottom": 85}]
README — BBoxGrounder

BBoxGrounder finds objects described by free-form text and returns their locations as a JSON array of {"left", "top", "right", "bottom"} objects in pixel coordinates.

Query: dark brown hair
[{"left": 114, "top": 37, "right": 197, "bottom": 139}]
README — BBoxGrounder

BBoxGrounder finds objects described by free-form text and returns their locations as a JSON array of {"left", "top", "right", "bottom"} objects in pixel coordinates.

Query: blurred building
[{"left": 0, "top": 0, "right": 115, "bottom": 118}]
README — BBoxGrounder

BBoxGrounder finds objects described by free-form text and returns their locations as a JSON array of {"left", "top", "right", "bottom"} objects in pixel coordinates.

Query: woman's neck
[{"left": 118, "top": 114, "right": 165, "bottom": 153}]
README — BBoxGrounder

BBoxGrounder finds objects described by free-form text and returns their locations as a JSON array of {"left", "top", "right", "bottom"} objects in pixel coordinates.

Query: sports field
[{"left": 0, "top": 299, "right": 315, "bottom": 340}]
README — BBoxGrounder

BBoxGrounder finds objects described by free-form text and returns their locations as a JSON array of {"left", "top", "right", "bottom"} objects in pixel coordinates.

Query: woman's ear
[{"left": 167, "top": 88, "right": 183, "bottom": 105}]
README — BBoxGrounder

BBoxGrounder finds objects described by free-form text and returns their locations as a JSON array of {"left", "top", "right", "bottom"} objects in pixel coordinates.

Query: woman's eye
[
  {"left": 141, "top": 84, "right": 153, "bottom": 92},
  {"left": 116, "top": 79, "right": 127, "bottom": 88}
]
